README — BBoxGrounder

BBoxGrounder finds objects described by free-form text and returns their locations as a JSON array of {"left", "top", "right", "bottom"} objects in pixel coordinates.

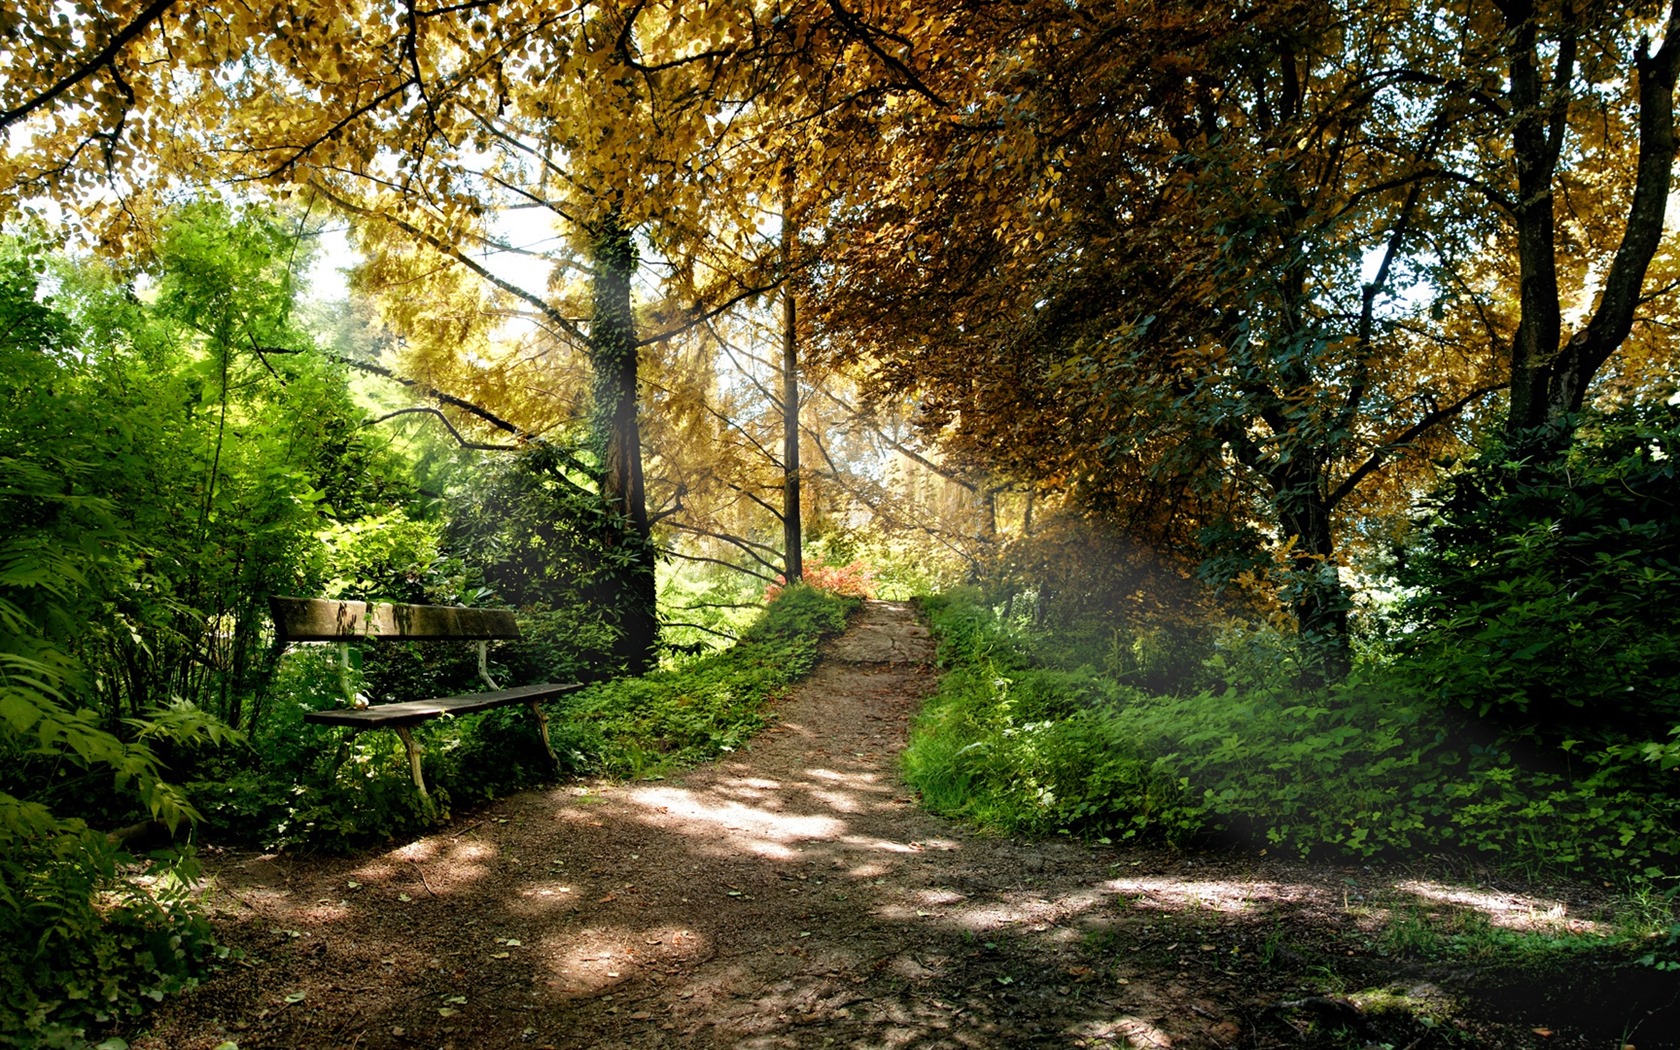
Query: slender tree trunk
[
  {"left": 781, "top": 197, "right": 803, "bottom": 584},
  {"left": 1501, "top": 1, "right": 1680, "bottom": 446},
  {"left": 1276, "top": 480, "right": 1350, "bottom": 682},
  {"left": 590, "top": 209, "right": 657, "bottom": 672},
  {"left": 1502, "top": 0, "right": 1567, "bottom": 442}
]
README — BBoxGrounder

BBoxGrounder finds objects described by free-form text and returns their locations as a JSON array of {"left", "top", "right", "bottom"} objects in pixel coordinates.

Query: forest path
[{"left": 130, "top": 602, "right": 1663, "bottom": 1050}]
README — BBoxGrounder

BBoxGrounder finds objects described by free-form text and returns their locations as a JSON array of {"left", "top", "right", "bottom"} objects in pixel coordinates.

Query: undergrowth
[
  {"left": 0, "top": 834, "right": 220, "bottom": 1049},
  {"left": 559, "top": 584, "right": 859, "bottom": 777},
  {"left": 903, "top": 589, "right": 1680, "bottom": 881}
]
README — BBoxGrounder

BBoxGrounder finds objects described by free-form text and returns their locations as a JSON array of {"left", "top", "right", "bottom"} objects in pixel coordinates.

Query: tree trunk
[
  {"left": 1274, "top": 466, "right": 1351, "bottom": 682},
  {"left": 590, "top": 209, "right": 657, "bottom": 672},
  {"left": 1502, "top": 0, "right": 1569, "bottom": 443},
  {"left": 1502, "top": 0, "right": 1680, "bottom": 446},
  {"left": 782, "top": 200, "right": 803, "bottom": 584}
]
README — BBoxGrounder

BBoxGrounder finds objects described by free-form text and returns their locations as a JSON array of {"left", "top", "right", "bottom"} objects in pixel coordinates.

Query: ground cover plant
[{"left": 903, "top": 588, "right": 1680, "bottom": 880}]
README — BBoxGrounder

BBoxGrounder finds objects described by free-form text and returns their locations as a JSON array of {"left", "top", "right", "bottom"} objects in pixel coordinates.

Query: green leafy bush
[
  {"left": 905, "top": 590, "right": 1680, "bottom": 875},
  {"left": 559, "top": 584, "right": 858, "bottom": 777},
  {"left": 0, "top": 835, "right": 219, "bottom": 1049},
  {"left": 1, "top": 243, "right": 230, "bottom": 1047},
  {"left": 1397, "top": 404, "right": 1680, "bottom": 739}
]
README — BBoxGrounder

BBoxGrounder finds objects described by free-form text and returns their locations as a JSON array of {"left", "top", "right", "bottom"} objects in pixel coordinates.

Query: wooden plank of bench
[
  {"left": 270, "top": 596, "right": 521, "bottom": 642},
  {"left": 301, "top": 682, "right": 586, "bottom": 728}
]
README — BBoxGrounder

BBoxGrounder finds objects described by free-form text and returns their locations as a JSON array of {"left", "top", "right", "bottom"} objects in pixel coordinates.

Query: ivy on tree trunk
[{"left": 590, "top": 208, "right": 658, "bottom": 673}]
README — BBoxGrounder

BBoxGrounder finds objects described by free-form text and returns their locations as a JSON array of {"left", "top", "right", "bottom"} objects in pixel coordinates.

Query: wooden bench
[{"left": 270, "top": 596, "right": 586, "bottom": 805}]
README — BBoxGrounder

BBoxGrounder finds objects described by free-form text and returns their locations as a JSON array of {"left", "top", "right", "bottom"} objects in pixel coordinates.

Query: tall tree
[
  {"left": 781, "top": 187, "right": 804, "bottom": 584},
  {"left": 1491, "top": 0, "right": 1680, "bottom": 443},
  {"left": 807, "top": 0, "right": 1680, "bottom": 669}
]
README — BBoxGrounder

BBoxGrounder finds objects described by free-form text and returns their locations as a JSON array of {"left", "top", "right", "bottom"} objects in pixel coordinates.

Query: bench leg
[
  {"left": 392, "top": 725, "right": 432, "bottom": 804},
  {"left": 324, "top": 729, "right": 354, "bottom": 786},
  {"left": 526, "top": 699, "right": 560, "bottom": 772}
]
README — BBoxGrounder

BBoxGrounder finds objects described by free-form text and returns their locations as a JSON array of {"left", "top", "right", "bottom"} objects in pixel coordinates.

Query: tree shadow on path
[{"left": 130, "top": 602, "right": 1675, "bottom": 1050}]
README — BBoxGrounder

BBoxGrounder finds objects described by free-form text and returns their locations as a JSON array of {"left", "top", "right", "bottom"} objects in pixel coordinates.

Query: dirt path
[{"left": 131, "top": 602, "right": 1676, "bottom": 1050}]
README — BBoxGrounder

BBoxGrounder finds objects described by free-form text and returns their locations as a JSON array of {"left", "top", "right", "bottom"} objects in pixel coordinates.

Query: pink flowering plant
[{"left": 763, "top": 559, "right": 878, "bottom": 603}]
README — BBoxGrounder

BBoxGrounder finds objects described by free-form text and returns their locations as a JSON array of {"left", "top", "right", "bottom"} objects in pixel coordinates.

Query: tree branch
[
  {"left": 660, "top": 548, "right": 777, "bottom": 583},
  {"left": 367, "top": 406, "right": 522, "bottom": 451},
  {"left": 825, "top": 0, "right": 947, "bottom": 108},
  {"left": 1328, "top": 381, "right": 1508, "bottom": 509},
  {"left": 0, "top": 0, "right": 177, "bottom": 130},
  {"left": 308, "top": 177, "right": 592, "bottom": 348},
  {"left": 667, "top": 522, "right": 785, "bottom": 573},
  {"left": 660, "top": 620, "right": 739, "bottom": 641}
]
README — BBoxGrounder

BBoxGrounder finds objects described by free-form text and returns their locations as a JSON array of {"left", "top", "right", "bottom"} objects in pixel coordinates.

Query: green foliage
[
  {"left": 655, "top": 560, "right": 763, "bottom": 660},
  {"left": 1, "top": 244, "right": 229, "bottom": 1049},
  {"left": 22, "top": 202, "right": 421, "bottom": 742},
  {"left": 447, "top": 443, "right": 649, "bottom": 676},
  {"left": 0, "top": 834, "right": 219, "bottom": 1049},
  {"left": 739, "top": 582, "right": 855, "bottom": 644},
  {"left": 1397, "top": 404, "right": 1680, "bottom": 739},
  {"left": 560, "top": 584, "right": 857, "bottom": 778},
  {"left": 0, "top": 209, "right": 439, "bottom": 1043},
  {"left": 905, "top": 590, "right": 1680, "bottom": 877}
]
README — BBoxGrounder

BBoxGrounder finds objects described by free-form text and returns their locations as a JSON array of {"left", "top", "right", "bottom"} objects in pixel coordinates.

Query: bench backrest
[{"left": 269, "top": 597, "right": 521, "bottom": 643}]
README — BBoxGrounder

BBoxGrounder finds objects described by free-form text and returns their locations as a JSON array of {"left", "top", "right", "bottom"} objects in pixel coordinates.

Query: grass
[
  {"left": 557, "top": 584, "right": 859, "bottom": 778},
  {"left": 903, "top": 588, "right": 1680, "bottom": 883}
]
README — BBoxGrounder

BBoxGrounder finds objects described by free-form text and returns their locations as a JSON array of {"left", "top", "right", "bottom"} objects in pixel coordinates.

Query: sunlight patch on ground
[
  {"left": 836, "top": 834, "right": 924, "bottom": 855},
  {"left": 536, "top": 924, "right": 707, "bottom": 1000},
  {"left": 505, "top": 882, "right": 578, "bottom": 916},
  {"left": 908, "top": 838, "right": 962, "bottom": 851},
  {"left": 406, "top": 839, "right": 495, "bottom": 890},
  {"left": 298, "top": 899, "right": 353, "bottom": 924},
  {"left": 804, "top": 788, "right": 868, "bottom": 813},
  {"left": 1394, "top": 879, "right": 1601, "bottom": 932},
  {"left": 804, "top": 767, "right": 896, "bottom": 794},
  {"left": 1103, "top": 877, "right": 1320, "bottom": 914},
  {"left": 941, "top": 887, "right": 1109, "bottom": 933},
  {"left": 625, "top": 785, "right": 847, "bottom": 859},
  {"left": 1068, "top": 1014, "right": 1174, "bottom": 1047},
  {"left": 917, "top": 888, "right": 969, "bottom": 906},
  {"left": 390, "top": 840, "right": 439, "bottom": 862}
]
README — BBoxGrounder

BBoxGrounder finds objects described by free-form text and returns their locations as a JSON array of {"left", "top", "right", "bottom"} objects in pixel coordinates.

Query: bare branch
[
  {"left": 1329, "top": 381, "right": 1509, "bottom": 509},
  {"left": 660, "top": 620, "right": 739, "bottom": 641},
  {"left": 661, "top": 548, "right": 777, "bottom": 583},
  {"left": 368, "top": 406, "right": 522, "bottom": 451}
]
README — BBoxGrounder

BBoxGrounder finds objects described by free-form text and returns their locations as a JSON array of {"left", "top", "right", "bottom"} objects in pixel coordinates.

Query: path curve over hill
[{"left": 131, "top": 601, "right": 1676, "bottom": 1050}]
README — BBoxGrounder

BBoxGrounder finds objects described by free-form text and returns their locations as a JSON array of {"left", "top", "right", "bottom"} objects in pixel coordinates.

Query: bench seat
[{"left": 303, "top": 682, "right": 586, "bottom": 728}]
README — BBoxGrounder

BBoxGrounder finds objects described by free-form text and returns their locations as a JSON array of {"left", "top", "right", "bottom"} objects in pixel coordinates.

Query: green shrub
[
  {"left": 0, "top": 831, "right": 218, "bottom": 1049},
  {"left": 1397, "top": 404, "right": 1680, "bottom": 739},
  {"left": 1, "top": 243, "right": 232, "bottom": 1047},
  {"left": 560, "top": 585, "right": 858, "bottom": 777},
  {"left": 906, "top": 589, "right": 1680, "bottom": 876}
]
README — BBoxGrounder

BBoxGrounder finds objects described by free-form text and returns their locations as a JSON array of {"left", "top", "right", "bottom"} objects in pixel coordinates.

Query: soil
[{"left": 127, "top": 601, "right": 1680, "bottom": 1050}]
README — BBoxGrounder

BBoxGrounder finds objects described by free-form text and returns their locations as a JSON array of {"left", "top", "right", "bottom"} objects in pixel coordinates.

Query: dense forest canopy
[{"left": 4, "top": 1, "right": 1680, "bottom": 1043}]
